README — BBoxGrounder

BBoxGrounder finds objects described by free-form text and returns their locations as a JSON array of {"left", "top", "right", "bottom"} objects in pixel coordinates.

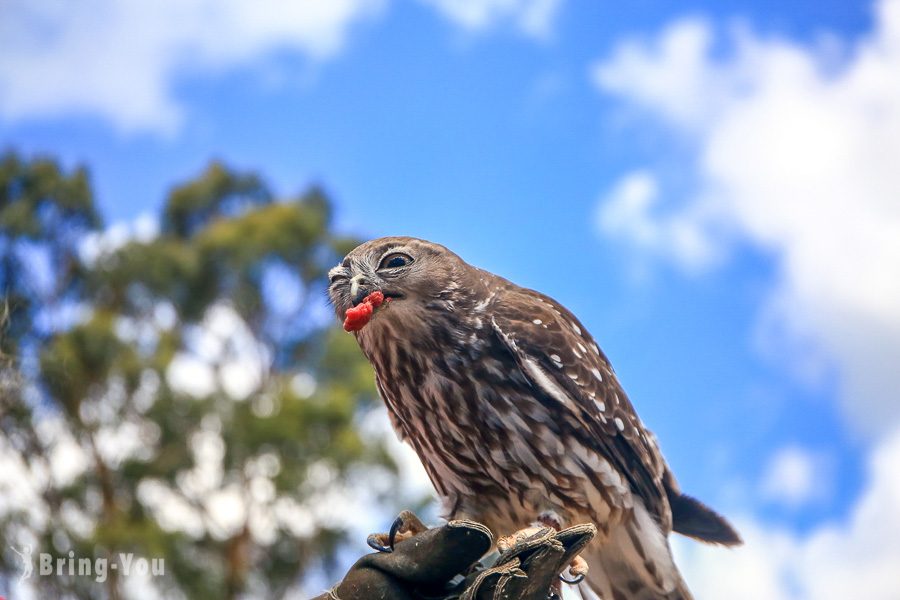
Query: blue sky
[{"left": 3, "top": 1, "right": 900, "bottom": 597}]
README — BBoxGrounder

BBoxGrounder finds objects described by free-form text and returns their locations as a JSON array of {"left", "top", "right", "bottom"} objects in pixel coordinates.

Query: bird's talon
[
  {"left": 369, "top": 510, "right": 427, "bottom": 553},
  {"left": 560, "top": 554, "right": 589, "bottom": 585},
  {"left": 387, "top": 514, "right": 404, "bottom": 551},
  {"left": 559, "top": 571, "right": 585, "bottom": 585},
  {"left": 366, "top": 532, "right": 393, "bottom": 553}
]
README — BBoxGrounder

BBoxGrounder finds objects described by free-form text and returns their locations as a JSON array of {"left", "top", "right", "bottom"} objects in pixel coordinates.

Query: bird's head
[{"left": 328, "top": 236, "right": 468, "bottom": 333}]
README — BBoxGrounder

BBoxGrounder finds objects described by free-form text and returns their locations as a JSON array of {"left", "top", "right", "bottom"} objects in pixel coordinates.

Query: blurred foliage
[
  {"left": 0, "top": 152, "right": 400, "bottom": 598},
  {"left": 0, "top": 151, "right": 100, "bottom": 357}
]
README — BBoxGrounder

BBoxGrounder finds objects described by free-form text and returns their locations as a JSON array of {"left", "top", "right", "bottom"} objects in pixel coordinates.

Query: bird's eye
[
  {"left": 379, "top": 252, "right": 413, "bottom": 270},
  {"left": 329, "top": 272, "right": 348, "bottom": 284}
]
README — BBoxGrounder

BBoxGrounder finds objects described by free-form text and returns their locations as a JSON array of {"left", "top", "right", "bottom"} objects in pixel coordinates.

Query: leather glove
[
  {"left": 310, "top": 512, "right": 595, "bottom": 600},
  {"left": 459, "top": 523, "right": 595, "bottom": 600},
  {"left": 310, "top": 516, "right": 492, "bottom": 600}
]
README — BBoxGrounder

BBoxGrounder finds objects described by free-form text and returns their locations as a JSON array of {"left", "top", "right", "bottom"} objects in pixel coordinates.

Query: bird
[{"left": 328, "top": 236, "right": 741, "bottom": 600}]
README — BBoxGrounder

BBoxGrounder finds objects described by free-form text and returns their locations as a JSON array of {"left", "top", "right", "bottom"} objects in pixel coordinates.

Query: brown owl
[{"left": 328, "top": 236, "right": 740, "bottom": 600}]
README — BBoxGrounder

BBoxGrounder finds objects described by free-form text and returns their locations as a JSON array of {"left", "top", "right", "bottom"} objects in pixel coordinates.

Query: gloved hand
[
  {"left": 310, "top": 516, "right": 492, "bottom": 600},
  {"left": 310, "top": 512, "right": 596, "bottom": 600},
  {"left": 459, "top": 522, "right": 595, "bottom": 600}
]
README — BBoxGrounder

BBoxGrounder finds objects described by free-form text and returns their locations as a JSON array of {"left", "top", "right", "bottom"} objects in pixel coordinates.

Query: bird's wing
[{"left": 489, "top": 285, "right": 671, "bottom": 528}]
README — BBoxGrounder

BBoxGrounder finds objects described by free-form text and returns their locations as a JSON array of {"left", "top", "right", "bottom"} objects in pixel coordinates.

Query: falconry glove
[
  {"left": 310, "top": 513, "right": 596, "bottom": 600},
  {"left": 459, "top": 522, "right": 596, "bottom": 600},
  {"left": 310, "top": 518, "right": 492, "bottom": 600}
]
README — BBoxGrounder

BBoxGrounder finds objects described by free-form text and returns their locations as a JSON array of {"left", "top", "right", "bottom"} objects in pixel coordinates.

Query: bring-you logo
[{"left": 10, "top": 546, "right": 164, "bottom": 583}]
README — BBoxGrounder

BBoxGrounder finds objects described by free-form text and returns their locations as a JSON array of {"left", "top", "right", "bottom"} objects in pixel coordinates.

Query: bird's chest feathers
[
  {"left": 359, "top": 313, "right": 630, "bottom": 530},
  {"left": 367, "top": 324, "right": 492, "bottom": 435},
  {"left": 368, "top": 326, "right": 535, "bottom": 489}
]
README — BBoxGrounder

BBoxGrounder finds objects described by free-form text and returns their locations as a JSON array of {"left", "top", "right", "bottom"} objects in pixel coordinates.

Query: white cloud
[
  {"left": 674, "top": 519, "right": 795, "bottom": 600},
  {"left": 0, "top": 0, "right": 384, "bottom": 134},
  {"left": 419, "top": 0, "right": 562, "bottom": 38},
  {"left": 797, "top": 427, "right": 900, "bottom": 599},
  {"left": 759, "top": 446, "right": 828, "bottom": 508},
  {"left": 596, "top": 170, "right": 719, "bottom": 272},
  {"left": 593, "top": 0, "right": 900, "bottom": 434},
  {"left": 593, "top": 18, "right": 727, "bottom": 130},
  {"left": 0, "top": 0, "right": 563, "bottom": 133},
  {"left": 676, "top": 426, "right": 900, "bottom": 600}
]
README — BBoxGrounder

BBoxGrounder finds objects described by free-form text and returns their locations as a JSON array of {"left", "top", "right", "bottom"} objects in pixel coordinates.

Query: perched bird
[{"left": 328, "top": 237, "right": 741, "bottom": 600}]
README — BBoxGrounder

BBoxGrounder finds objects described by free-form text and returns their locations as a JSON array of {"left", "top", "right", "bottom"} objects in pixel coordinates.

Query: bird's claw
[
  {"left": 558, "top": 570, "right": 585, "bottom": 585},
  {"left": 526, "top": 511, "right": 591, "bottom": 588},
  {"left": 366, "top": 532, "right": 393, "bottom": 553},
  {"left": 558, "top": 554, "right": 588, "bottom": 585},
  {"left": 366, "top": 510, "right": 428, "bottom": 554},
  {"left": 387, "top": 514, "right": 405, "bottom": 550}
]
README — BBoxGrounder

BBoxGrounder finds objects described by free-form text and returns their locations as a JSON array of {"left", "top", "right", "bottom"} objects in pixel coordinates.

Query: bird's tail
[{"left": 578, "top": 500, "right": 693, "bottom": 600}]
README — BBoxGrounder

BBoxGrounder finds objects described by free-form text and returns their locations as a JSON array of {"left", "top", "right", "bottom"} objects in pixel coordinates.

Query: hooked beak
[
  {"left": 347, "top": 273, "right": 404, "bottom": 306},
  {"left": 350, "top": 274, "right": 377, "bottom": 306}
]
